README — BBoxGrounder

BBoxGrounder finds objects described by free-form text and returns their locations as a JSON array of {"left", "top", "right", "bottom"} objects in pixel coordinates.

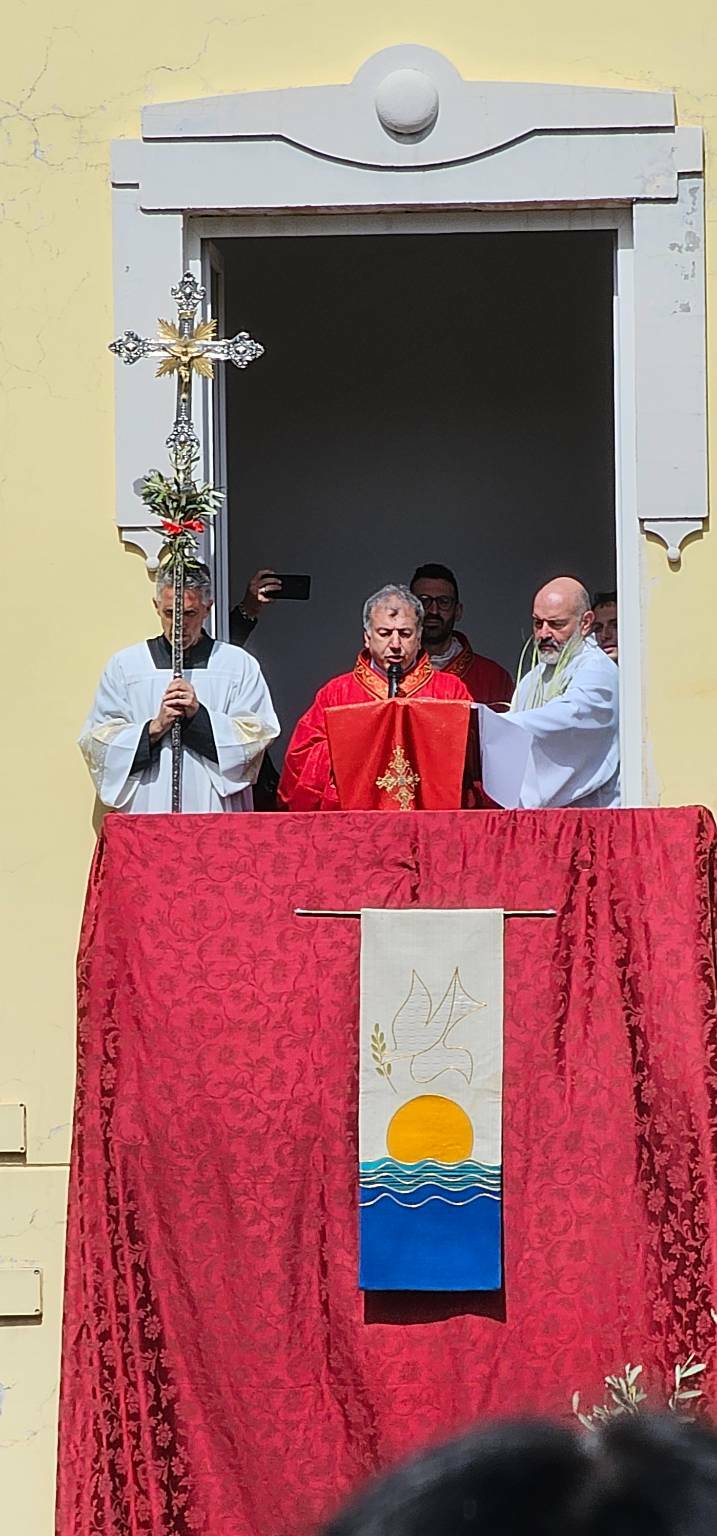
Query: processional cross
[{"left": 110, "top": 272, "right": 263, "bottom": 811}]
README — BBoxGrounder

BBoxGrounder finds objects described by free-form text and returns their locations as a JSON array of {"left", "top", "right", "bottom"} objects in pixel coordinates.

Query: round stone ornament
[{"left": 374, "top": 69, "right": 439, "bottom": 138}]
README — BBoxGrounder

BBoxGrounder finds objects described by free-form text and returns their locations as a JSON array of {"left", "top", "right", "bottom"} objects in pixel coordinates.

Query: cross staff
[{"left": 110, "top": 272, "right": 263, "bottom": 811}]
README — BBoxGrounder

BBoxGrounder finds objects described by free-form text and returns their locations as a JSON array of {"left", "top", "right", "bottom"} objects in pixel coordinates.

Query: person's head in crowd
[
  {"left": 592, "top": 590, "right": 618, "bottom": 663},
  {"left": 324, "top": 1414, "right": 717, "bottom": 1536},
  {"left": 362, "top": 585, "right": 424, "bottom": 674},
  {"left": 532, "top": 577, "right": 593, "bottom": 666},
  {"left": 154, "top": 563, "right": 213, "bottom": 649},
  {"left": 410, "top": 564, "right": 463, "bottom": 655}
]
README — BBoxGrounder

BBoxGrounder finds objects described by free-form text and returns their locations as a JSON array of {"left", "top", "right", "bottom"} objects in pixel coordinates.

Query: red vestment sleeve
[
  {"left": 465, "top": 656, "right": 514, "bottom": 708},
  {"left": 277, "top": 692, "right": 340, "bottom": 811}
]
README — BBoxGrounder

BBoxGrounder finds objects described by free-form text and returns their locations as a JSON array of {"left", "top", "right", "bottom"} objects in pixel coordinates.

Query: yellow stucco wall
[{"left": 2, "top": 4, "right": 717, "bottom": 1531}]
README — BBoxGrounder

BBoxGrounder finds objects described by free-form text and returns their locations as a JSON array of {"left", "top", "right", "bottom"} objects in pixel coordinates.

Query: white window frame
[{"left": 109, "top": 45, "right": 708, "bottom": 808}]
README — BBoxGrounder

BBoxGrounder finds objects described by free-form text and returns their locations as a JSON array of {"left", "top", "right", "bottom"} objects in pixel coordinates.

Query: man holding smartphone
[
  {"left": 229, "top": 569, "right": 311, "bottom": 808},
  {"left": 229, "top": 569, "right": 284, "bottom": 646},
  {"left": 228, "top": 569, "right": 284, "bottom": 807}
]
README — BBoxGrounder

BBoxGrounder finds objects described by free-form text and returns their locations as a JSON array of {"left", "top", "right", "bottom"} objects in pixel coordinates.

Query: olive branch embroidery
[{"left": 371, "top": 1025, "right": 397, "bottom": 1094}]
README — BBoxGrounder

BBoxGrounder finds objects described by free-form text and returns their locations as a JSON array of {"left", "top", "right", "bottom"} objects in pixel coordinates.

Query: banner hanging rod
[{"left": 294, "top": 909, "right": 557, "bottom": 920}]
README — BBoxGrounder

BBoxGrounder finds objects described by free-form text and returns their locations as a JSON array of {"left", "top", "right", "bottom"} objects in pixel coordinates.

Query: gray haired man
[
  {"left": 79, "top": 564, "right": 279, "bottom": 813},
  {"left": 278, "top": 583, "right": 471, "bottom": 811}
]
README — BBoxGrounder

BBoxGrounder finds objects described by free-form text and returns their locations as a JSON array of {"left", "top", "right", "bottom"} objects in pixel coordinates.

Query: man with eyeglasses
[{"left": 410, "top": 563, "right": 513, "bottom": 708}]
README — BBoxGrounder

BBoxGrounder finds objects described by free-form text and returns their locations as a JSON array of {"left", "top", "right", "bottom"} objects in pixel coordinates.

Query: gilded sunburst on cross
[{"left": 153, "top": 316, "right": 220, "bottom": 381}]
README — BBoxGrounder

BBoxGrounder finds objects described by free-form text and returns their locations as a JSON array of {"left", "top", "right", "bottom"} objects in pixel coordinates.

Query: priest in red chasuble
[
  {"left": 410, "top": 563, "right": 513, "bottom": 707},
  {"left": 277, "top": 584, "right": 472, "bottom": 812}
]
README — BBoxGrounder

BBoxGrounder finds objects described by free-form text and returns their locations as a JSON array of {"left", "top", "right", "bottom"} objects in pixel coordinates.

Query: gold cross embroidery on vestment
[{"left": 376, "top": 744, "right": 420, "bottom": 811}]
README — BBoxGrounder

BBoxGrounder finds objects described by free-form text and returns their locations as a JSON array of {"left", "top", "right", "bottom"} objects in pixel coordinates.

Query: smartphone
[{"left": 273, "top": 574, "right": 311, "bottom": 601}]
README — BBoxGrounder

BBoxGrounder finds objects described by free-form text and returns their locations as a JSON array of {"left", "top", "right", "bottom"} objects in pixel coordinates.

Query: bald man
[{"left": 505, "top": 576, "right": 619, "bottom": 808}]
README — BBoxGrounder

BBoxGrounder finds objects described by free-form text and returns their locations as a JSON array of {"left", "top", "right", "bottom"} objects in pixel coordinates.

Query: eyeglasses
[{"left": 415, "top": 595, "right": 456, "bottom": 612}]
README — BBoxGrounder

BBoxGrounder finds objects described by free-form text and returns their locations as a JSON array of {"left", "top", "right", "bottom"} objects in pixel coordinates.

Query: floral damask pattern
[{"left": 57, "top": 808, "right": 717, "bottom": 1536}]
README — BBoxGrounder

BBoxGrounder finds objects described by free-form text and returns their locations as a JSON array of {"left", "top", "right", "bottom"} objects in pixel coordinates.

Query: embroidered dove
[{"left": 390, "top": 968, "right": 486, "bottom": 1085}]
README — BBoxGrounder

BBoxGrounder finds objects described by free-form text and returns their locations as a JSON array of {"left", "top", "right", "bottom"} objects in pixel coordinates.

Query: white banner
[{"left": 359, "top": 907, "right": 504, "bottom": 1291}]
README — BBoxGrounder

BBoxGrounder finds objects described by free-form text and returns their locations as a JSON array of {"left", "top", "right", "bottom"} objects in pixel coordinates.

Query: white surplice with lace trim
[{"left": 79, "top": 640, "right": 279, "bottom": 813}]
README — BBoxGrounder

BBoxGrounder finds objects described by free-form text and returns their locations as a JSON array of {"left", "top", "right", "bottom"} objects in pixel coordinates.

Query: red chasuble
[
  {"left": 439, "top": 631, "right": 513, "bottom": 707},
  {"left": 277, "top": 651, "right": 472, "bottom": 812},
  {"left": 327, "top": 698, "right": 470, "bottom": 811}
]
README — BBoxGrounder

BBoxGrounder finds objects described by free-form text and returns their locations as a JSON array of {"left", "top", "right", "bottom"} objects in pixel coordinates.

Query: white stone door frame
[{"left": 110, "top": 45, "right": 708, "bottom": 807}]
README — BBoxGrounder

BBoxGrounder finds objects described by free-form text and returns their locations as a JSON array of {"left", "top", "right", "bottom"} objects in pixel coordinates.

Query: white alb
[
  {"left": 510, "top": 636, "right": 620, "bottom": 808},
  {"left": 79, "top": 640, "right": 280, "bottom": 813}
]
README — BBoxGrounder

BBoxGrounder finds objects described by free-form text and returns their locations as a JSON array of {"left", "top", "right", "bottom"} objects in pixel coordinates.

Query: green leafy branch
[
  {"left": 371, "top": 1025, "right": 397, "bottom": 1094},
  {"left": 141, "top": 467, "right": 225, "bottom": 522},
  {"left": 573, "top": 1348, "right": 711, "bottom": 1431},
  {"left": 668, "top": 1355, "right": 707, "bottom": 1416},
  {"left": 572, "top": 1363, "right": 647, "bottom": 1429},
  {"left": 140, "top": 465, "right": 226, "bottom": 572}
]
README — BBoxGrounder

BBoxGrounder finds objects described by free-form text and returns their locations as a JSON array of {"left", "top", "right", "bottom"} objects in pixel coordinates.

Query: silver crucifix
[{"left": 110, "top": 271, "right": 264, "bottom": 813}]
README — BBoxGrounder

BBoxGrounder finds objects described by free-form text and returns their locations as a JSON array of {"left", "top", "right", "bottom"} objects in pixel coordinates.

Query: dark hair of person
[
  {"left": 323, "top": 1414, "right": 717, "bottom": 1536},
  {"left": 411, "top": 564, "right": 459, "bottom": 600},
  {"left": 592, "top": 590, "right": 617, "bottom": 609}
]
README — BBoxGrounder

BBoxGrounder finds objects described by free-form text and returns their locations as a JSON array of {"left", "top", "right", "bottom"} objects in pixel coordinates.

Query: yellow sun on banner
[{"left": 386, "top": 1095, "right": 474, "bottom": 1164}]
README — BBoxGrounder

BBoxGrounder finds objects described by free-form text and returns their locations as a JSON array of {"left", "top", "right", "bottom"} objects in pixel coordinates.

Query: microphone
[{"left": 387, "top": 662, "right": 402, "bottom": 699}]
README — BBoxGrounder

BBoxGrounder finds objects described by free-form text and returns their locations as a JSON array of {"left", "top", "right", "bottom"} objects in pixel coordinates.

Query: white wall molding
[
  {"left": 633, "top": 177, "right": 708, "bottom": 566},
  {"left": 110, "top": 174, "right": 183, "bottom": 565}
]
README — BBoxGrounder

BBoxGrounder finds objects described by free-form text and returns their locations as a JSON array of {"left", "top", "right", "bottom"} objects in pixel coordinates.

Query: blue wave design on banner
[
  {"left": 359, "top": 1157, "right": 503, "bottom": 1290},
  {"left": 360, "top": 1159, "right": 501, "bottom": 1197},
  {"left": 360, "top": 1186, "right": 498, "bottom": 1208}
]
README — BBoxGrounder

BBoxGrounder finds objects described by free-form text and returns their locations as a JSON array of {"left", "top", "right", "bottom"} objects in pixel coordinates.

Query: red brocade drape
[{"left": 58, "top": 808, "right": 717, "bottom": 1536}]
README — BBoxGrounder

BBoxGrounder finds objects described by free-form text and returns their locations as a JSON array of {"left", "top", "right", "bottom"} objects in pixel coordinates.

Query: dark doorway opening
[{"left": 218, "top": 230, "right": 615, "bottom": 756}]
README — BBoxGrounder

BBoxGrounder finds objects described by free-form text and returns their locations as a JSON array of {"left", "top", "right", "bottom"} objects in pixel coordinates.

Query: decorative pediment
[{"left": 141, "top": 45, "right": 676, "bottom": 171}]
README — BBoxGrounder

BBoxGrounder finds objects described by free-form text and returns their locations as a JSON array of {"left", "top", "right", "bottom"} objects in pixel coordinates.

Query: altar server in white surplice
[
  {"left": 79, "top": 564, "right": 279, "bottom": 813},
  {"left": 508, "top": 575, "right": 620, "bottom": 809}
]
